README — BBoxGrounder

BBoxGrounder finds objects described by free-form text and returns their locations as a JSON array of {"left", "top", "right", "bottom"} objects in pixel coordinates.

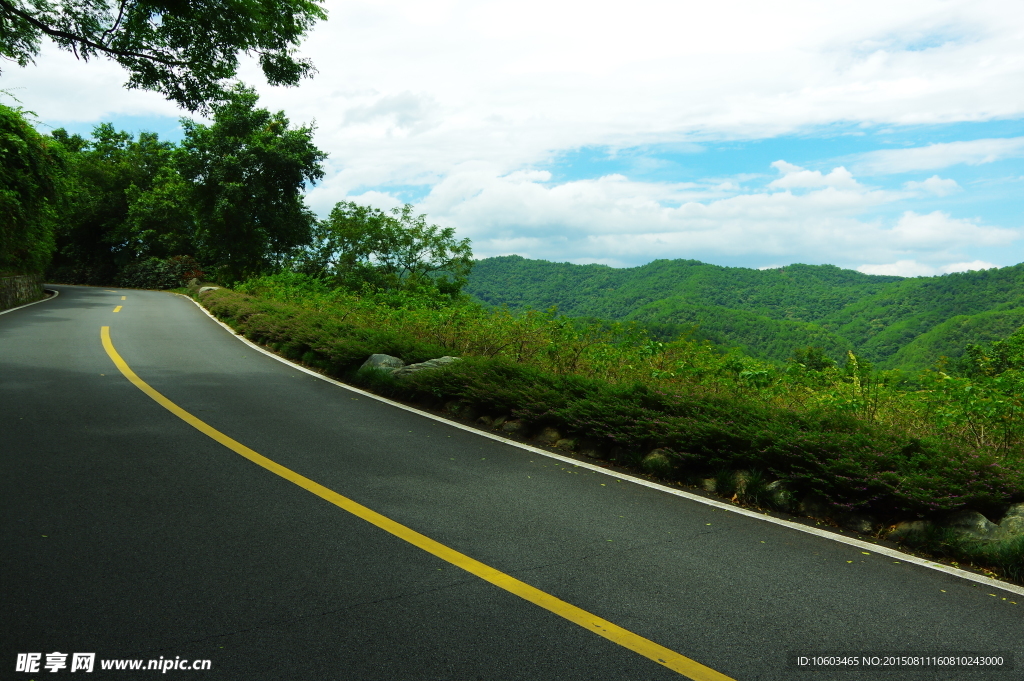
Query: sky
[{"left": 5, "top": 0, "right": 1024, "bottom": 275}]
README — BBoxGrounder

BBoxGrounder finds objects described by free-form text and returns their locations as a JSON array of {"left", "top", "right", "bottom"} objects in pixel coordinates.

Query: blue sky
[{"left": 8, "top": 0, "right": 1024, "bottom": 275}]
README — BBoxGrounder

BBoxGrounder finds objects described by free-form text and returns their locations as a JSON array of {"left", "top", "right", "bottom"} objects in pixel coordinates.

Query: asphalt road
[{"left": 2, "top": 285, "right": 1023, "bottom": 680}]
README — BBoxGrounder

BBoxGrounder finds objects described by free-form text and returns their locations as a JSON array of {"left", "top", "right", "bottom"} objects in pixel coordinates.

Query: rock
[
  {"left": 391, "top": 356, "right": 460, "bottom": 379},
  {"left": 999, "top": 503, "right": 1024, "bottom": 535},
  {"left": 733, "top": 470, "right": 751, "bottom": 494},
  {"left": 942, "top": 510, "right": 1000, "bottom": 540},
  {"left": 443, "top": 400, "right": 461, "bottom": 414},
  {"left": 575, "top": 438, "right": 603, "bottom": 459},
  {"left": 642, "top": 449, "right": 673, "bottom": 476},
  {"left": 554, "top": 438, "right": 576, "bottom": 450},
  {"left": 476, "top": 415, "right": 494, "bottom": 426},
  {"left": 535, "top": 427, "right": 562, "bottom": 444},
  {"left": 492, "top": 415, "right": 508, "bottom": 428},
  {"left": 198, "top": 286, "right": 220, "bottom": 295},
  {"left": 701, "top": 478, "right": 716, "bottom": 493},
  {"left": 765, "top": 480, "right": 795, "bottom": 510},
  {"left": 892, "top": 512, "right": 1016, "bottom": 542},
  {"left": 889, "top": 520, "right": 933, "bottom": 541},
  {"left": 359, "top": 354, "right": 405, "bottom": 373},
  {"left": 799, "top": 493, "right": 830, "bottom": 518},
  {"left": 500, "top": 419, "right": 524, "bottom": 434},
  {"left": 839, "top": 514, "right": 875, "bottom": 534}
]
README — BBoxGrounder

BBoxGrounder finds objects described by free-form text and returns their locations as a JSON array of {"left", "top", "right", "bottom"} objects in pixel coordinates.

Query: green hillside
[
  {"left": 819, "top": 266, "right": 1024, "bottom": 365},
  {"left": 465, "top": 256, "right": 1024, "bottom": 369},
  {"left": 626, "top": 300, "right": 857, "bottom": 362},
  {"left": 467, "top": 256, "right": 902, "bottom": 322}
]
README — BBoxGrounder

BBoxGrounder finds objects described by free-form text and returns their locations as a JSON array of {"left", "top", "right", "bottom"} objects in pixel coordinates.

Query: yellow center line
[
  {"left": 113, "top": 306, "right": 122, "bottom": 313},
  {"left": 99, "top": 326, "right": 733, "bottom": 681},
  {"left": 121, "top": 296, "right": 126, "bottom": 301}
]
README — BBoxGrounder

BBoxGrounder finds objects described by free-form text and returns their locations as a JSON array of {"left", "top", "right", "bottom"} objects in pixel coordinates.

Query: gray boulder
[
  {"left": 641, "top": 449, "right": 673, "bottom": 476},
  {"left": 765, "top": 480, "right": 795, "bottom": 510},
  {"left": 892, "top": 511, "right": 1002, "bottom": 542},
  {"left": 943, "top": 510, "right": 1000, "bottom": 540},
  {"left": 535, "top": 427, "right": 562, "bottom": 444},
  {"left": 198, "top": 286, "right": 220, "bottom": 295},
  {"left": 360, "top": 354, "right": 406, "bottom": 373},
  {"left": 889, "top": 520, "right": 933, "bottom": 541},
  {"left": 391, "top": 356, "right": 460, "bottom": 379},
  {"left": 839, "top": 513, "right": 876, "bottom": 534},
  {"left": 499, "top": 419, "right": 524, "bottom": 435},
  {"left": 1000, "top": 503, "right": 1024, "bottom": 535},
  {"left": 798, "top": 493, "right": 830, "bottom": 518}
]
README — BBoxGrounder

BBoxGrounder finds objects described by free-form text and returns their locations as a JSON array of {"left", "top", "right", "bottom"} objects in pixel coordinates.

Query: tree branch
[
  {"left": 100, "top": 0, "right": 130, "bottom": 46},
  {"left": 0, "top": 0, "right": 185, "bottom": 66}
]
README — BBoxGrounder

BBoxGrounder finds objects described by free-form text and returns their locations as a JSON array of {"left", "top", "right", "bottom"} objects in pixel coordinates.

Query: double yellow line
[{"left": 100, "top": 326, "right": 733, "bottom": 681}]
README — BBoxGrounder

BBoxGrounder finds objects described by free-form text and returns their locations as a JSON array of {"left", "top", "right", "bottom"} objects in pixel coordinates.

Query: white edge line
[
  {"left": 0, "top": 288, "right": 59, "bottom": 316},
  {"left": 180, "top": 292, "right": 1024, "bottom": 599}
]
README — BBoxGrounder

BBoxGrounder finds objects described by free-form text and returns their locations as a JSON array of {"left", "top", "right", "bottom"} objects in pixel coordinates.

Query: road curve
[{"left": 2, "top": 285, "right": 1022, "bottom": 680}]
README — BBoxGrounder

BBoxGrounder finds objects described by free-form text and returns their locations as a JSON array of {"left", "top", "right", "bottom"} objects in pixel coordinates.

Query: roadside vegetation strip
[
  {"left": 194, "top": 286, "right": 1024, "bottom": 520},
  {"left": 183, "top": 291, "right": 1024, "bottom": 599},
  {"left": 99, "top": 325, "right": 733, "bottom": 681}
]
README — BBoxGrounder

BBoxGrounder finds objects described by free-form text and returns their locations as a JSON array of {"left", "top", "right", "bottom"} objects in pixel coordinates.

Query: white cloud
[
  {"left": 857, "top": 259, "right": 999, "bottom": 277},
  {"left": 351, "top": 163, "right": 1018, "bottom": 267},
  {"left": 853, "top": 137, "right": 1024, "bottom": 175},
  {"left": 11, "top": 0, "right": 1024, "bottom": 184},
  {"left": 768, "top": 162, "right": 862, "bottom": 190},
  {"left": 902, "top": 175, "right": 961, "bottom": 196},
  {"left": 888, "top": 210, "right": 1015, "bottom": 248}
]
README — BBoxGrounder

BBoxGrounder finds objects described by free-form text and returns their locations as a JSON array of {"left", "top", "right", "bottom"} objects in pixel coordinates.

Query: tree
[
  {"left": 0, "top": 0, "right": 326, "bottom": 111},
  {"left": 177, "top": 85, "right": 325, "bottom": 282},
  {"left": 47, "top": 123, "right": 191, "bottom": 283},
  {"left": 0, "top": 102, "right": 61, "bottom": 274},
  {"left": 303, "top": 201, "right": 474, "bottom": 297}
]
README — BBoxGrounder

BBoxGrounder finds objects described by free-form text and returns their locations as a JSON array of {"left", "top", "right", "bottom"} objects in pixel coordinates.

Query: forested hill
[{"left": 465, "top": 256, "right": 1024, "bottom": 369}]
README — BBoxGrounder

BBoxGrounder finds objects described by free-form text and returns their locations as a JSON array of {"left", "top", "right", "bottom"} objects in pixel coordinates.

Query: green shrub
[{"left": 116, "top": 255, "right": 204, "bottom": 289}]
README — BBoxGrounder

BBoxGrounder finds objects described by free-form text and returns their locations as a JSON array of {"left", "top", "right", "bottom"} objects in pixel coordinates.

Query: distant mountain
[{"left": 465, "top": 255, "right": 1024, "bottom": 369}]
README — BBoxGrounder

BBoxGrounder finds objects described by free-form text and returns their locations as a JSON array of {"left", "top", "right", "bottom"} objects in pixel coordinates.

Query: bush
[{"left": 116, "top": 256, "right": 204, "bottom": 289}]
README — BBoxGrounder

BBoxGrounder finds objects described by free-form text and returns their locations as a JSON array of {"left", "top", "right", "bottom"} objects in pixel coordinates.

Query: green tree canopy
[
  {"left": 304, "top": 201, "right": 474, "bottom": 296},
  {"left": 0, "top": 0, "right": 326, "bottom": 110},
  {"left": 0, "top": 102, "right": 61, "bottom": 274},
  {"left": 177, "top": 85, "right": 325, "bottom": 282},
  {"left": 47, "top": 123, "right": 191, "bottom": 283}
]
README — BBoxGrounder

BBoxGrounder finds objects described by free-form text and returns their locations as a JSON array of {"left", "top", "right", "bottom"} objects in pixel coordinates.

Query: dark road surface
[{"left": 2, "top": 285, "right": 1022, "bottom": 680}]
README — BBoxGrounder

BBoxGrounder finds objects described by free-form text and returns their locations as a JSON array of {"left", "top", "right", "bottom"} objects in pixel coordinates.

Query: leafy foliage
[
  {"left": 0, "top": 0, "right": 326, "bottom": 110},
  {"left": 178, "top": 85, "right": 326, "bottom": 283},
  {"left": 116, "top": 255, "right": 203, "bottom": 289},
  {"left": 45, "top": 88, "right": 326, "bottom": 286},
  {"left": 46, "top": 123, "right": 193, "bottom": 284},
  {"left": 0, "top": 103, "right": 60, "bottom": 274},
  {"left": 299, "top": 201, "right": 474, "bottom": 297}
]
